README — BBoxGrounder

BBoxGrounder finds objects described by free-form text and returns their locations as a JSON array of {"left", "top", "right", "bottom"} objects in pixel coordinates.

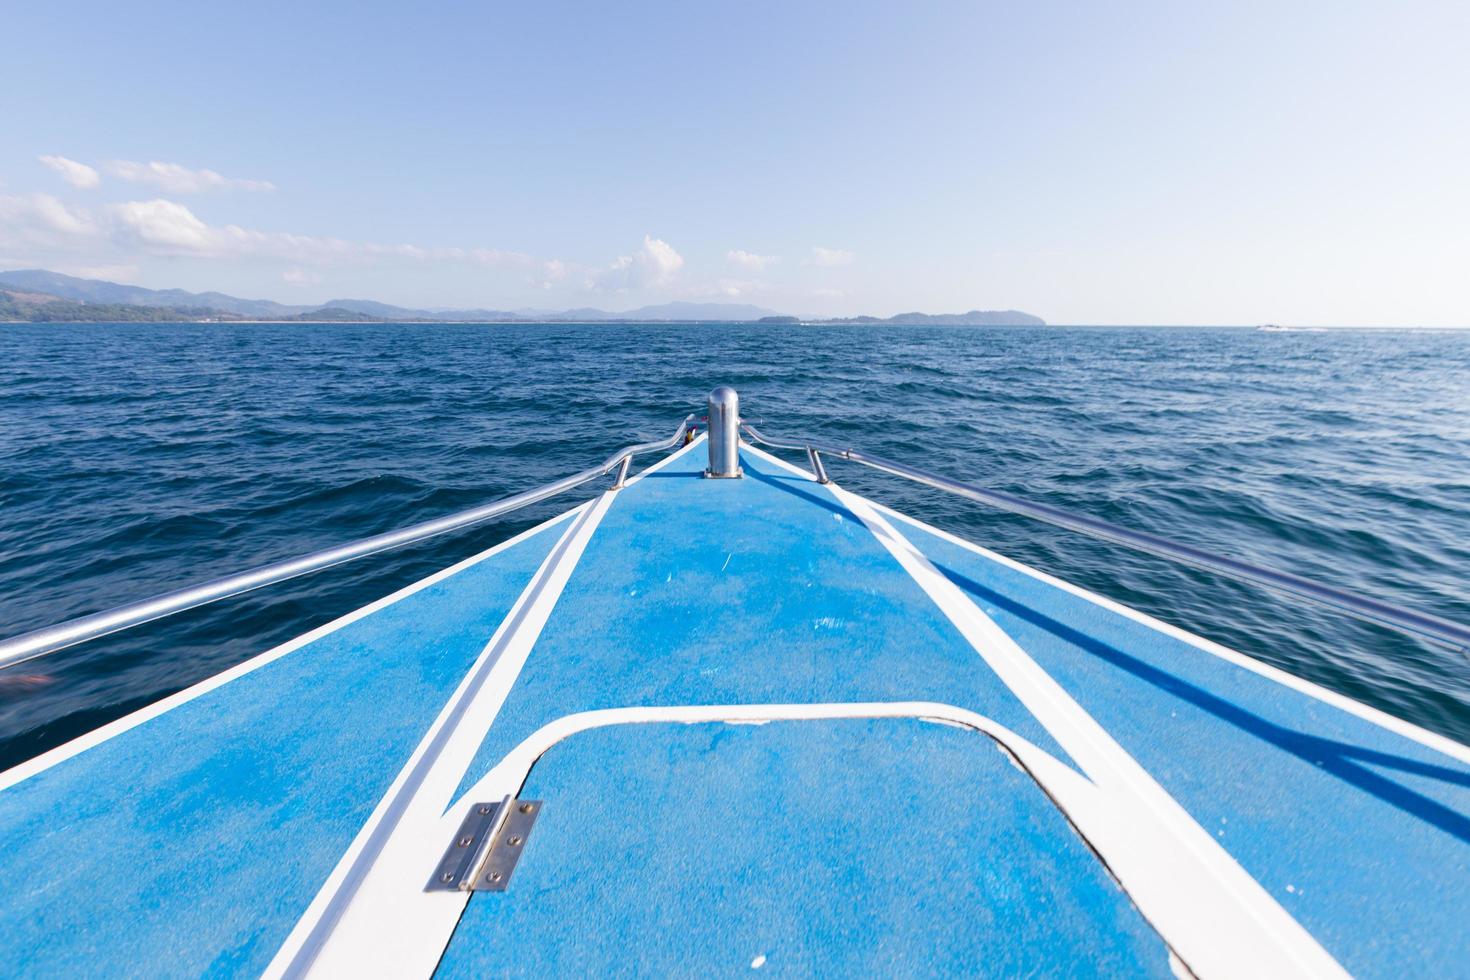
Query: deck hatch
[{"left": 425, "top": 796, "right": 542, "bottom": 893}]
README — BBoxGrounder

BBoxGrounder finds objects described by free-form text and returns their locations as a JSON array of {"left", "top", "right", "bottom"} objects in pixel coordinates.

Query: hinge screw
[
  {"left": 519, "top": 803, "right": 534, "bottom": 813},
  {"left": 478, "top": 805, "right": 492, "bottom": 815},
  {"left": 488, "top": 871, "right": 502, "bottom": 882},
  {"left": 458, "top": 836, "right": 474, "bottom": 847},
  {"left": 440, "top": 872, "right": 455, "bottom": 883},
  {"left": 507, "top": 836, "right": 523, "bottom": 846}
]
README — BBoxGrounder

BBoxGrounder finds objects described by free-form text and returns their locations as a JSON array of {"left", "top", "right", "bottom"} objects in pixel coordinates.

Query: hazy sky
[{"left": 3, "top": 1, "right": 1467, "bottom": 324}]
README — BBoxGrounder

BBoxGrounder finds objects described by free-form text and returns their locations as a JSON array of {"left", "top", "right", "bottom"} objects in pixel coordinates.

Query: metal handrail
[
  {"left": 0, "top": 416, "right": 695, "bottom": 673},
  {"left": 742, "top": 423, "right": 1470, "bottom": 655}
]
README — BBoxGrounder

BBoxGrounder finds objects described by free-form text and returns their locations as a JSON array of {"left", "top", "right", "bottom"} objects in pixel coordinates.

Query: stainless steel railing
[
  {"left": 741, "top": 423, "right": 1470, "bottom": 655},
  {"left": 0, "top": 416, "right": 695, "bottom": 672},
  {"left": 4, "top": 404, "right": 1466, "bottom": 674}
]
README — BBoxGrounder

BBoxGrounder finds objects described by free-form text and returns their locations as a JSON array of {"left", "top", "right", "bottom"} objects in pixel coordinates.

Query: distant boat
[
  {"left": 1257, "top": 323, "right": 1290, "bottom": 331},
  {"left": 0, "top": 385, "right": 1466, "bottom": 976}
]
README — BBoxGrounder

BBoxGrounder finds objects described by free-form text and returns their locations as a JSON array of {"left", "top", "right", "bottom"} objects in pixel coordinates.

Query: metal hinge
[{"left": 424, "top": 796, "right": 542, "bottom": 893}]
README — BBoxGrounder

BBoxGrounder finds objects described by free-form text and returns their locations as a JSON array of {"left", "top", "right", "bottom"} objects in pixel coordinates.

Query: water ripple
[{"left": 0, "top": 322, "right": 1467, "bottom": 766}]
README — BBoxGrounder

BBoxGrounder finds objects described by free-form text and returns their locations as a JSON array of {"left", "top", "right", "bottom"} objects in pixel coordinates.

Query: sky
[{"left": 2, "top": 0, "right": 1468, "bottom": 325}]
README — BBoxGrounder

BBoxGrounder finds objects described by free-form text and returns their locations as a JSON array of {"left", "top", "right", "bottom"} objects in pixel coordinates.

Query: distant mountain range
[
  {"left": 0, "top": 269, "right": 1045, "bottom": 326},
  {"left": 0, "top": 269, "right": 313, "bottom": 318},
  {"left": 0, "top": 271, "right": 781, "bottom": 323}
]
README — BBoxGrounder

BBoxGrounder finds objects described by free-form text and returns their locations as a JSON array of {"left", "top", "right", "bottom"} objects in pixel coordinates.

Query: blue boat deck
[
  {"left": 1, "top": 436, "right": 1466, "bottom": 977},
  {"left": 437, "top": 718, "right": 1172, "bottom": 978}
]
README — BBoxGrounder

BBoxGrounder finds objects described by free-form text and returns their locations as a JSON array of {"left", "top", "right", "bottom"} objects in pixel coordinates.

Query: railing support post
[
  {"left": 610, "top": 455, "right": 632, "bottom": 490},
  {"left": 705, "top": 386, "right": 742, "bottom": 478},
  {"left": 806, "top": 447, "right": 831, "bottom": 484}
]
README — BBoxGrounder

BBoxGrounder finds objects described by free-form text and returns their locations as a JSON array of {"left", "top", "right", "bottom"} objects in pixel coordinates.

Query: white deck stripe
[
  {"left": 1, "top": 434, "right": 705, "bottom": 792},
  {"left": 307, "top": 702, "right": 1123, "bottom": 978},
  {"left": 301, "top": 697, "right": 1356, "bottom": 979},
  {"left": 832, "top": 485, "right": 1347, "bottom": 978},
  {"left": 267, "top": 492, "right": 614, "bottom": 978},
  {"left": 0, "top": 505, "right": 586, "bottom": 792},
  {"left": 877, "top": 502, "right": 1470, "bottom": 764},
  {"left": 304, "top": 440, "right": 1348, "bottom": 979},
  {"left": 268, "top": 436, "right": 702, "bottom": 977},
  {"left": 740, "top": 441, "right": 1470, "bottom": 763}
]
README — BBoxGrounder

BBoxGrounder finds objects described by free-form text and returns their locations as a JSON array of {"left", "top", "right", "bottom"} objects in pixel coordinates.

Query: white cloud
[
  {"left": 535, "top": 258, "right": 570, "bottom": 289},
  {"left": 0, "top": 194, "right": 240, "bottom": 256},
  {"left": 38, "top": 155, "right": 101, "bottom": 189},
  {"left": 591, "top": 235, "right": 685, "bottom": 291},
  {"left": 109, "top": 199, "right": 214, "bottom": 250},
  {"left": 0, "top": 192, "right": 536, "bottom": 275},
  {"left": 727, "top": 249, "right": 776, "bottom": 270},
  {"left": 96, "top": 199, "right": 513, "bottom": 265},
  {"left": 0, "top": 193, "right": 100, "bottom": 243},
  {"left": 686, "top": 278, "right": 768, "bottom": 299},
  {"left": 105, "top": 160, "right": 276, "bottom": 194},
  {"left": 283, "top": 267, "right": 321, "bottom": 286},
  {"left": 641, "top": 236, "right": 684, "bottom": 282},
  {"left": 812, "top": 246, "right": 855, "bottom": 267}
]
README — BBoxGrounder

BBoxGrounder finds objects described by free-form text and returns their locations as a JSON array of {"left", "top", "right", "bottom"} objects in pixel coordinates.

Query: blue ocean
[{"left": 1, "top": 322, "right": 1467, "bottom": 767}]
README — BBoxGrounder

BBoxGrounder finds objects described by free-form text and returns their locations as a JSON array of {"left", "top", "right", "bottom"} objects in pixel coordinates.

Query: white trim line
[
  {"left": 307, "top": 701, "right": 1343, "bottom": 979},
  {"left": 876, "top": 501, "right": 1470, "bottom": 764},
  {"left": 740, "top": 441, "right": 1470, "bottom": 763},
  {"left": 457, "top": 704, "right": 1089, "bottom": 811},
  {"left": 0, "top": 434, "right": 707, "bottom": 794},
  {"left": 0, "top": 505, "right": 584, "bottom": 792},
  {"left": 267, "top": 485, "right": 618, "bottom": 978},
  {"left": 265, "top": 433, "right": 708, "bottom": 976},
  {"left": 830, "top": 490, "right": 1346, "bottom": 978}
]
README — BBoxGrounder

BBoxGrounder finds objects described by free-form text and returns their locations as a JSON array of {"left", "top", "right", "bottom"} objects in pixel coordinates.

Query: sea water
[{"left": 1, "top": 322, "right": 1467, "bottom": 766}]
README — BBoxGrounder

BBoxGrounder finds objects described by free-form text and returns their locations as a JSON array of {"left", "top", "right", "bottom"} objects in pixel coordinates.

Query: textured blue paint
[
  {"left": 0, "top": 516, "right": 568, "bottom": 978},
  {"left": 892, "top": 513, "right": 1470, "bottom": 979},
  {"left": 453, "top": 449, "right": 1072, "bottom": 804},
  {"left": 437, "top": 718, "right": 1172, "bottom": 977},
  {"left": 5, "top": 439, "right": 1465, "bottom": 975}
]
